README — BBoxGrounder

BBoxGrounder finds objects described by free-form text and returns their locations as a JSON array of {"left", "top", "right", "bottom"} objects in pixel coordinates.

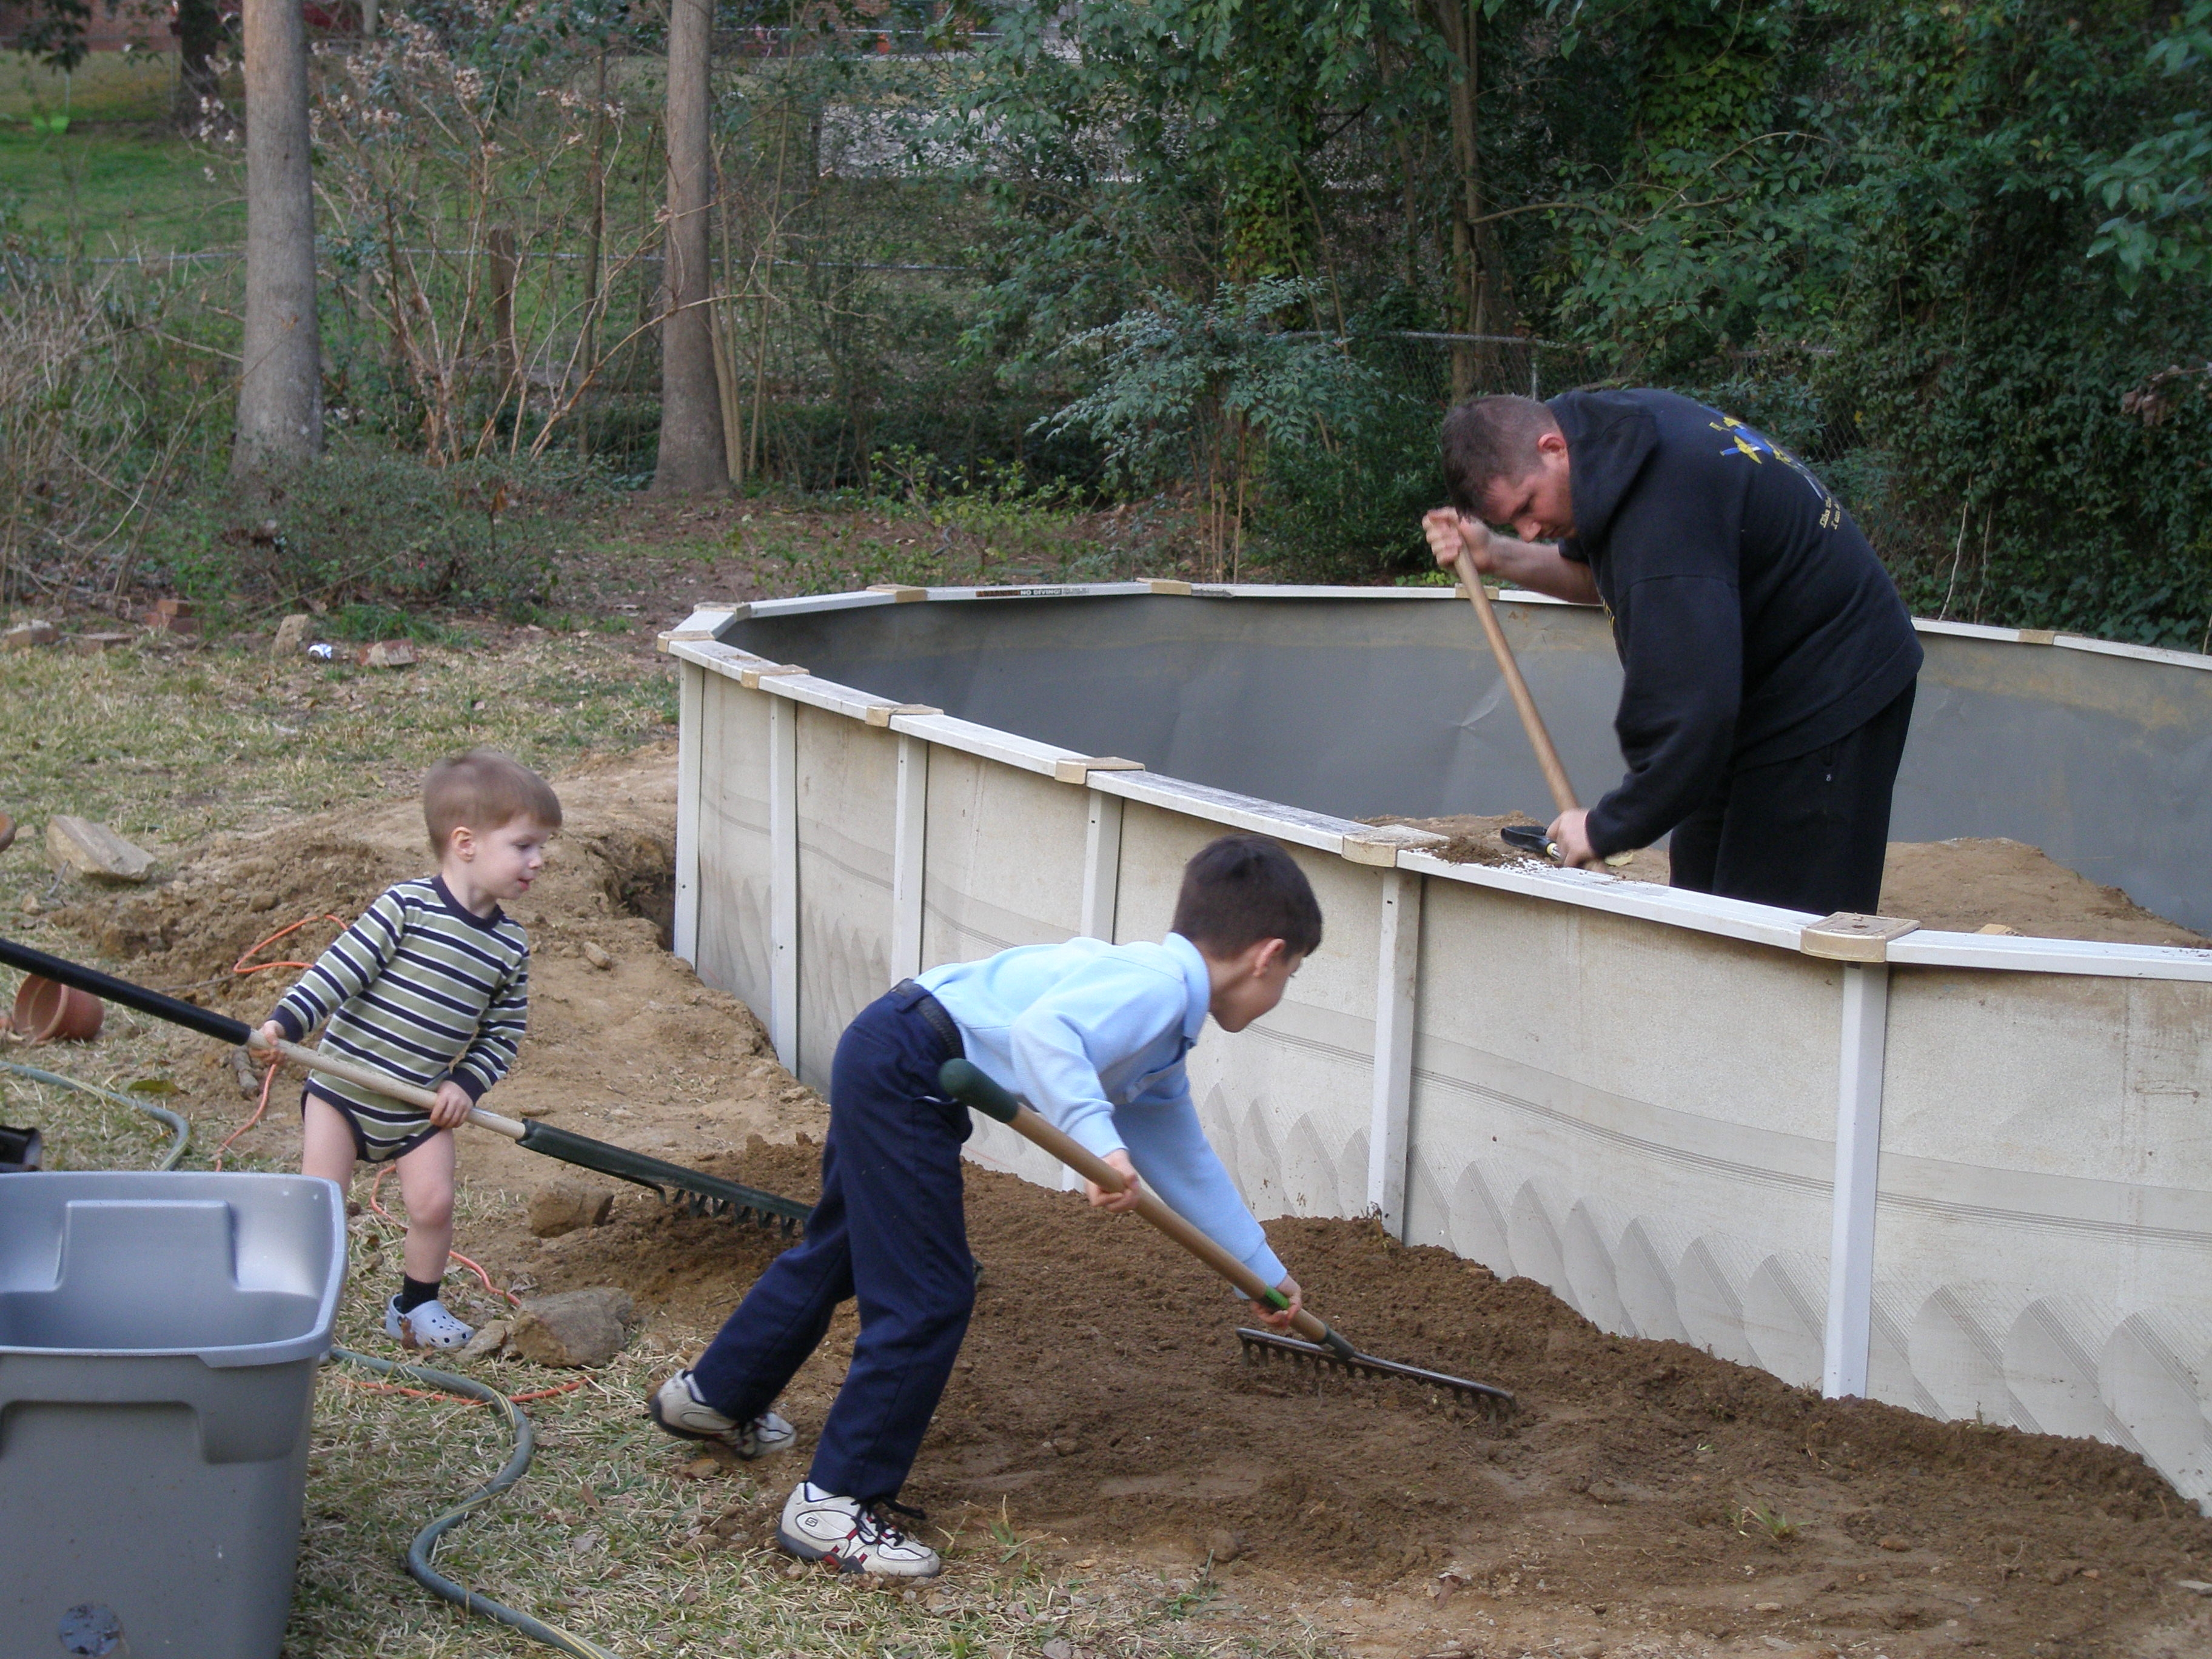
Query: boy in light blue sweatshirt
[{"left": 646, "top": 833, "right": 1321, "bottom": 1577}]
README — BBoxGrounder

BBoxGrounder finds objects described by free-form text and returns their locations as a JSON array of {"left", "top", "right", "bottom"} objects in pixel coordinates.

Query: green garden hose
[
  {"left": 326, "top": 1349, "right": 622, "bottom": 1659},
  {"left": 0, "top": 1057, "right": 190, "bottom": 1169}
]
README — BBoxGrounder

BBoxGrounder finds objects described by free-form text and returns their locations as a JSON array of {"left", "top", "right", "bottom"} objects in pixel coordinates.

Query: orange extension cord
[{"left": 209, "top": 914, "right": 350, "bottom": 1168}]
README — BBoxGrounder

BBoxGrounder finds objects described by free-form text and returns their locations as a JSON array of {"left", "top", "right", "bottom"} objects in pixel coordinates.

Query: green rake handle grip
[{"left": 940, "top": 1059, "right": 1356, "bottom": 1359}]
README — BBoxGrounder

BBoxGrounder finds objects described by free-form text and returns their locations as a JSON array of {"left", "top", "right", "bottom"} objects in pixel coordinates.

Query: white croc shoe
[
  {"left": 777, "top": 1483, "right": 941, "bottom": 1577},
  {"left": 646, "top": 1371, "right": 797, "bottom": 1459},
  {"left": 386, "top": 1295, "right": 475, "bottom": 1351}
]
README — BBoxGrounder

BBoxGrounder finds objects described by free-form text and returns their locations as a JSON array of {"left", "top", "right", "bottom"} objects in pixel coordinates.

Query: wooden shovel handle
[
  {"left": 247, "top": 1031, "right": 528, "bottom": 1141},
  {"left": 1460, "top": 565, "right": 1580, "bottom": 817}
]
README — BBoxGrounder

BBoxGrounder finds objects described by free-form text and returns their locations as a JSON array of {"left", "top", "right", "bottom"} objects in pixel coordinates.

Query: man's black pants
[{"left": 1667, "top": 681, "right": 1915, "bottom": 917}]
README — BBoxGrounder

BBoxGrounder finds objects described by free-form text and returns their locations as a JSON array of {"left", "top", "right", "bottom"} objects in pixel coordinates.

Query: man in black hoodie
[{"left": 1421, "top": 390, "right": 1922, "bottom": 917}]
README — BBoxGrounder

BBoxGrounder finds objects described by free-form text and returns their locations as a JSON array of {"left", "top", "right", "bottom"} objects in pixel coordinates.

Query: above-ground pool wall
[
  {"left": 666, "top": 591, "right": 2212, "bottom": 1512},
  {"left": 720, "top": 588, "right": 2212, "bottom": 935},
  {"left": 1874, "top": 964, "right": 2212, "bottom": 1495},
  {"left": 1401, "top": 879, "right": 1847, "bottom": 1390}
]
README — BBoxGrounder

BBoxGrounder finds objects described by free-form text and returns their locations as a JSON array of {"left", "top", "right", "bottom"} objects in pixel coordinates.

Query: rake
[
  {"left": 939, "top": 1059, "right": 1514, "bottom": 1414},
  {"left": 0, "top": 936, "right": 810, "bottom": 1233}
]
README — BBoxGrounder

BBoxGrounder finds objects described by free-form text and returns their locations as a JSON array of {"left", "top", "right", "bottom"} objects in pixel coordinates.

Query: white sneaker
[
  {"left": 646, "top": 1370, "right": 797, "bottom": 1459},
  {"left": 386, "top": 1295, "right": 475, "bottom": 1351},
  {"left": 777, "top": 1483, "right": 941, "bottom": 1577}
]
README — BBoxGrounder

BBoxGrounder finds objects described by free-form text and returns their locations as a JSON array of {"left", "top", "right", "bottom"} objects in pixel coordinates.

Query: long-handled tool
[
  {"left": 0, "top": 936, "right": 810, "bottom": 1232},
  {"left": 1457, "top": 561, "right": 1581, "bottom": 822},
  {"left": 1455, "top": 555, "right": 1633, "bottom": 868},
  {"left": 939, "top": 1058, "right": 1513, "bottom": 1413}
]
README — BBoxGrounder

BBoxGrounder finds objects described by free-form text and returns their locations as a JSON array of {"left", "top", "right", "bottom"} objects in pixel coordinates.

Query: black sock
[{"left": 395, "top": 1275, "right": 441, "bottom": 1314}]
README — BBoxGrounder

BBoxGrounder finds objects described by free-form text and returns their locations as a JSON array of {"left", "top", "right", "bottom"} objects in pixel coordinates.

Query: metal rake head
[
  {"left": 515, "top": 1120, "right": 811, "bottom": 1233},
  {"left": 672, "top": 1186, "right": 805, "bottom": 1233},
  {"left": 1236, "top": 1327, "right": 1515, "bottom": 1415}
]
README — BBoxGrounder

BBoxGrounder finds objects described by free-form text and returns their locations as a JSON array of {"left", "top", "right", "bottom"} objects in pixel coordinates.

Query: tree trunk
[
  {"left": 489, "top": 225, "right": 521, "bottom": 401},
  {"left": 652, "top": 0, "right": 728, "bottom": 494},
  {"left": 172, "top": 0, "right": 225, "bottom": 132},
  {"left": 1426, "top": 0, "right": 1517, "bottom": 399},
  {"left": 577, "top": 43, "right": 608, "bottom": 458},
  {"left": 233, "top": 0, "right": 322, "bottom": 475}
]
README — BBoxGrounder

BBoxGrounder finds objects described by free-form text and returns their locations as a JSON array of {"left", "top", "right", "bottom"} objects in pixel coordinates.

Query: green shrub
[
  {"left": 1252, "top": 385, "right": 1442, "bottom": 581},
  {"left": 143, "top": 443, "right": 610, "bottom": 623}
]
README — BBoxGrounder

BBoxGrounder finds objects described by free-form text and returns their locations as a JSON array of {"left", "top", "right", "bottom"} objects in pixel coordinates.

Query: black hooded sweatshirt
[{"left": 1550, "top": 389, "right": 1922, "bottom": 857}]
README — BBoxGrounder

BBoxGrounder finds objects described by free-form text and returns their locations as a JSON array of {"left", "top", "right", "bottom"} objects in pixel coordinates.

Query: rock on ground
[
  {"left": 509, "top": 1287, "right": 637, "bottom": 1367},
  {"left": 45, "top": 816, "right": 155, "bottom": 881},
  {"left": 529, "top": 1181, "right": 615, "bottom": 1238}
]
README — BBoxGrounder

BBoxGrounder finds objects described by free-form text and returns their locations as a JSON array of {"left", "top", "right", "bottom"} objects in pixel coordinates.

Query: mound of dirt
[
  {"left": 59, "top": 745, "right": 692, "bottom": 1011},
  {"left": 477, "top": 1133, "right": 2212, "bottom": 1655},
  {"left": 1881, "top": 836, "right": 2205, "bottom": 946},
  {"left": 1378, "top": 816, "right": 2205, "bottom": 945}
]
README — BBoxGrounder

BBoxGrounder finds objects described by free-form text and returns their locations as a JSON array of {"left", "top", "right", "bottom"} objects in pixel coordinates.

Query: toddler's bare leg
[
  {"left": 394, "top": 1128, "right": 458, "bottom": 1287},
  {"left": 301, "top": 1094, "right": 358, "bottom": 1187}
]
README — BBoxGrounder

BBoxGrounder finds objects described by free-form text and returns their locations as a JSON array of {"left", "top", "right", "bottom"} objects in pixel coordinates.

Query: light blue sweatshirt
[{"left": 918, "top": 933, "right": 1286, "bottom": 1286}]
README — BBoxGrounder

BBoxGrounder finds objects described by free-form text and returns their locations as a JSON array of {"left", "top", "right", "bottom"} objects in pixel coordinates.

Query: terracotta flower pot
[{"left": 12, "top": 975, "right": 103, "bottom": 1042}]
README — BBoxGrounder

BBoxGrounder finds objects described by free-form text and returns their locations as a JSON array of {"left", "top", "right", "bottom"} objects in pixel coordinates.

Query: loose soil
[
  {"left": 1373, "top": 815, "right": 2207, "bottom": 947},
  {"left": 49, "top": 756, "right": 2212, "bottom": 1659}
]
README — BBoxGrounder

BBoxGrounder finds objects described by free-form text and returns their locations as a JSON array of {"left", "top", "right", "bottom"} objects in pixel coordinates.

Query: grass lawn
[
  {"left": 0, "top": 48, "right": 177, "bottom": 122},
  {"left": 1, "top": 52, "right": 244, "bottom": 254},
  {"left": 0, "top": 122, "right": 243, "bottom": 254}
]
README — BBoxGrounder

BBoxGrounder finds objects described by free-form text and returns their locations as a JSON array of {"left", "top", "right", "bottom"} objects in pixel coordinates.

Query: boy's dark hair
[
  {"left": 1439, "top": 394, "right": 1560, "bottom": 517},
  {"left": 423, "top": 749, "right": 563, "bottom": 853},
  {"left": 1171, "top": 834, "right": 1324, "bottom": 958}
]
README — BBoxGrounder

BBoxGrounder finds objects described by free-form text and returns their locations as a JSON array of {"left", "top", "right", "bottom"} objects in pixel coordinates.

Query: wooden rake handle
[
  {"left": 939, "top": 1060, "right": 1353, "bottom": 1357},
  {"left": 246, "top": 1031, "right": 529, "bottom": 1141},
  {"left": 1458, "top": 559, "right": 1580, "bottom": 817}
]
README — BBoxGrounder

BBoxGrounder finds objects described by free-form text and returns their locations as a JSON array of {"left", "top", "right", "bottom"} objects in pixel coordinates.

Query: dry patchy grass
[{"left": 0, "top": 629, "right": 675, "bottom": 897}]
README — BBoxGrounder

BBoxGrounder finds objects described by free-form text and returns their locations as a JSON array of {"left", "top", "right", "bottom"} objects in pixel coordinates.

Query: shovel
[
  {"left": 0, "top": 936, "right": 809, "bottom": 1231},
  {"left": 939, "top": 1059, "right": 1512, "bottom": 1412},
  {"left": 1455, "top": 559, "right": 1632, "bottom": 868}
]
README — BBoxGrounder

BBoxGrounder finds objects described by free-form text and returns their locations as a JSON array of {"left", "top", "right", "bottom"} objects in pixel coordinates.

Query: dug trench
[{"left": 44, "top": 748, "right": 2212, "bottom": 1659}]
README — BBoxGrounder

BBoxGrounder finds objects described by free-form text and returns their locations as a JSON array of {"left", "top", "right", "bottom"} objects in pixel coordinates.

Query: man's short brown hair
[
  {"left": 423, "top": 749, "right": 562, "bottom": 853},
  {"left": 1439, "top": 394, "right": 1560, "bottom": 517},
  {"left": 1170, "top": 834, "right": 1324, "bottom": 959}
]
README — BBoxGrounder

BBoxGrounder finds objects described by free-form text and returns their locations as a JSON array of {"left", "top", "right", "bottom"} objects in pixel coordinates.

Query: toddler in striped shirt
[{"left": 259, "top": 749, "right": 561, "bottom": 1350}]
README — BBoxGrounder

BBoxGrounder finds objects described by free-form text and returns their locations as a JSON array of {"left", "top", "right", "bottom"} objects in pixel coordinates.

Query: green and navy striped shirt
[{"left": 270, "top": 876, "right": 529, "bottom": 1158}]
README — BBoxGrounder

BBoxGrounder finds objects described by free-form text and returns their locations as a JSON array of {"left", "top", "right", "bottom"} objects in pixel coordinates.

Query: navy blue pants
[{"left": 689, "top": 984, "right": 974, "bottom": 1504}]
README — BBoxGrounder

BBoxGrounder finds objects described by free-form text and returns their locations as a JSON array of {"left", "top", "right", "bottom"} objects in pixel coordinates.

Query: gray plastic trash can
[{"left": 0, "top": 1172, "right": 346, "bottom": 1658}]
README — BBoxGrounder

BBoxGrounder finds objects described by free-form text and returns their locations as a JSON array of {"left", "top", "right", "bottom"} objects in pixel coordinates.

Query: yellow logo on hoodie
[{"left": 1709, "top": 416, "right": 1843, "bottom": 530}]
